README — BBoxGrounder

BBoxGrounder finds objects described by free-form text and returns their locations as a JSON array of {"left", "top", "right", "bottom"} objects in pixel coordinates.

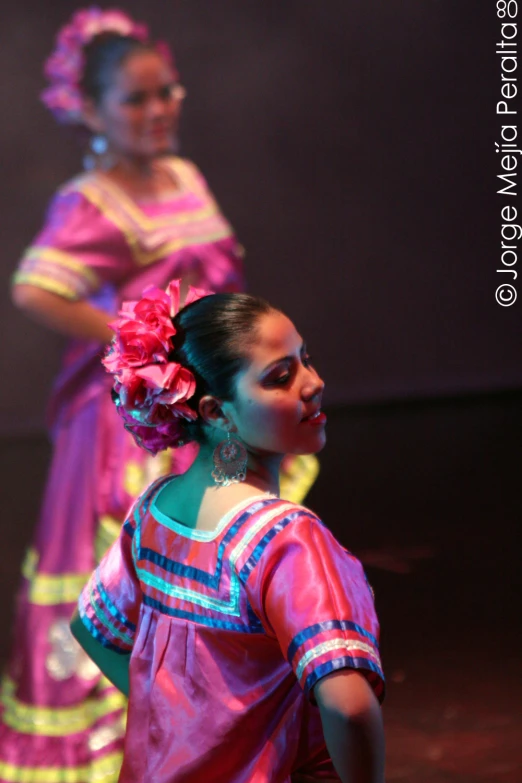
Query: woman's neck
[
  {"left": 244, "top": 452, "right": 282, "bottom": 497},
  {"left": 112, "top": 155, "right": 157, "bottom": 179},
  {"left": 154, "top": 444, "right": 282, "bottom": 531},
  {"left": 102, "top": 155, "right": 180, "bottom": 200}
]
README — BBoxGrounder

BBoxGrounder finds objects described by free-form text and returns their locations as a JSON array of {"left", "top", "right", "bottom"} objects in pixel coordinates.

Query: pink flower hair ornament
[
  {"left": 41, "top": 6, "right": 176, "bottom": 125},
  {"left": 103, "top": 280, "right": 211, "bottom": 455}
]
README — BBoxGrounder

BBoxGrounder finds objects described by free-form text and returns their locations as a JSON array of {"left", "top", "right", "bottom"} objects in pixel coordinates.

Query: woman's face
[
  {"left": 223, "top": 311, "right": 326, "bottom": 456},
  {"left": 90, "top": 50, "right": 183, "bottom": 160}
]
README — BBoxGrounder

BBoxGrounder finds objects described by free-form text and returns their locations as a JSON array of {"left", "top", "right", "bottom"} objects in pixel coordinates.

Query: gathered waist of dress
[{"left": 46, "top": 344, "right": 112, "bottom": 433}]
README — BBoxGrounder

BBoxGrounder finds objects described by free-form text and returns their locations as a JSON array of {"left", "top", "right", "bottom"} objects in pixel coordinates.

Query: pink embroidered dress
[
  {"left": 0, "top": 157, "right": 244, "bottom": 783},
  {"left": 78, "top": 477, "right": 384, "bottom": 783}
]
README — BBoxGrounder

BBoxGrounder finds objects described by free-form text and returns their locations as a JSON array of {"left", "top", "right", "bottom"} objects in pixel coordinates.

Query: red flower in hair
[{"left": 103, "top": 280, "right": 210, "bottom": 454}]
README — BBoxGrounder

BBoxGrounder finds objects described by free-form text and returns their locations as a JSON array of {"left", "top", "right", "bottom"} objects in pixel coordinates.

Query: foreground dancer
[
  {"left": 72, "top": 282, "right": 385, "bottom": 783},
  {"left": 2, "top": 8, "right": 242, "bottom": 782}
]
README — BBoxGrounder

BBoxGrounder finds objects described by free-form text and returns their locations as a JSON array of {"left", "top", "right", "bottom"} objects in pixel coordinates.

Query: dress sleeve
[
  {"left": 12, "top": 185, "right": 126, "bottom": 301},
  {"left": 245, "top": 513, "right": 384, "bottom": 701},
  {"left": 77, "top": 503, "right": 142, "bottom": 655}
]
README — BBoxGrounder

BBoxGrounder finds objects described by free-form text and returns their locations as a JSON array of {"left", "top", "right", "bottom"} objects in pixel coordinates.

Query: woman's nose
[
  {"left": 147, "top": 95, "right": 169, "bottom": 117},
  {"left": 302, "top": 369, "right": 324, "bottom": 401}
]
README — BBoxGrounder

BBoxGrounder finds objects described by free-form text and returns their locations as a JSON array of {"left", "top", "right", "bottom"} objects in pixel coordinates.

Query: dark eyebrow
[
  {"left": 123, "top": 81, "right": 176, "bottom": 98},
  {"left": 121, "top": 89, "right": 146, "bottom": 100},
  {"left": 260, "top": 342, "right": 307, "bottom": 376}
]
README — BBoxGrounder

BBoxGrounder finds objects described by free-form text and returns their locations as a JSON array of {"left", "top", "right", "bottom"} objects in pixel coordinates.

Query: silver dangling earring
[
  {"left": 91, "top": 134, "right": 108, "bottom": 155},
  {"left": 83, "top": 134, "right": 109, "bottom": 171},
  {"left": 212, "top": 433, "right": 247, "bottom": 486}
]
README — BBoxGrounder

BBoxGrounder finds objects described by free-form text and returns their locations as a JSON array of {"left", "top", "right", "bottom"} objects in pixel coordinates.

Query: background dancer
[{"left": 1, "top": 8, "right": 243, "bottom": 782}]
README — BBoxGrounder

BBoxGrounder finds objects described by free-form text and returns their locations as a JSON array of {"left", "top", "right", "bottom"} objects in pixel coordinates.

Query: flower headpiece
[
  {"left": 103, "top": 280, "right": 210, "bottom": 455},
  {"left": 41, "top": 6, "right": 175, "bottom": 125}
]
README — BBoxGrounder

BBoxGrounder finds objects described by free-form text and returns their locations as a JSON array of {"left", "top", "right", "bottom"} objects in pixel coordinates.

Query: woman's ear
[
  {"left": 198, "top": 395, "right": 236, "bottom": 434},
  {"left": 81, "top": 97, "right": 104, "bottom": 135}
]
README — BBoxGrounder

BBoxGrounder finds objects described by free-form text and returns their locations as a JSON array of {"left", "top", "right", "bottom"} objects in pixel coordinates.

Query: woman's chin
[
  {"left": 152, "top": 136, "right": 178, "bottom": 157},
  {"left": 291, "top": 434, "right": 327, "bottom": 456}
]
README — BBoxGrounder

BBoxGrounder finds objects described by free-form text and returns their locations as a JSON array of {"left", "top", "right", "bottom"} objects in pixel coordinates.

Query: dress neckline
[
  {"left": 94, "top": 157, "right": 187, "bottom": 210},
  {"left": 150, "top": 481, "right": 279, "bottom": 542}
]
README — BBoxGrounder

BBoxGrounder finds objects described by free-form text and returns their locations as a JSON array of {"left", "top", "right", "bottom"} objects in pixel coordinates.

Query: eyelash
[
  {"left": 266, "top": 355, "right": 313, "bottom": 386},
  {"left": 269, "top": 373, "right": 291, "bottom": 386},
  {"left": 124, "top": 86, "right": 174, "bottom": 105},
  {"left": 159, "top": 86, "right": 174, "bottom": 100}
]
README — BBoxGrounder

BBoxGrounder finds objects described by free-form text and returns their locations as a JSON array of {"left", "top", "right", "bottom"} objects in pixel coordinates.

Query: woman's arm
[
  {"left": 71, "top": 610, "right": 130, "bottom": 696},
  {"left": 12, "top": 284, "right": 113, "bottom": 343},
  {"left": 314, "top": 670, "right": 385, "bottom": 783}
]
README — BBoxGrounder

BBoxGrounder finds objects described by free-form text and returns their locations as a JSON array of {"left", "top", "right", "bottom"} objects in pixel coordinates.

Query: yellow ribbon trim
[
  {"left": 21, "top": 550, "right": 90, "bottom": 607},
  {"left": 22, "top": 248, "right": 99, "bottom": 286},
  {"left": 0, "top": 751, "right": 122, "bottom": 783},
  {"left": 130, "top": 229, "right": 234, "bottom": 266},
  {"left": 73, "top": 158, "right": 233, "bottom": 266},
  {"left": 83, "top": 186, "right": 232, "bottom": 266},
  {"left": 1, "top": 676, "right": 125, "bottom": 737},
  {"left": 79, "top": 158, "right": 209, "bottom": 229},
  {"left": 22, "top": 507, "right": 124, "bottom": 606},
  {"left": 11, "top": 272, "right": 79, "bottom": 301},
  {"left": 296, "top": 639, "right": 381, "bottom": 682},
  {"left": 81, "top": 182, "right": 218, "bottom": 232}
]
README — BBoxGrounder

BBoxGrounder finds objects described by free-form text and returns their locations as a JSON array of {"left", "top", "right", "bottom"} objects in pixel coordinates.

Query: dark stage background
[{"left": 0, "top": 2, "right": 521, "bottom": 782}]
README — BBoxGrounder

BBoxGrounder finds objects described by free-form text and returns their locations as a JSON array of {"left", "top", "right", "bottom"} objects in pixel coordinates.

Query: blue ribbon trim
[
  {"left": 142, "top": 593, "right": 265, "bottom": 633},
  {"left": 304, "top": 656, "right": 385, "bottom": 699},
  {"left": 288, "top": 620, "right": 379, "bottom": 665}
]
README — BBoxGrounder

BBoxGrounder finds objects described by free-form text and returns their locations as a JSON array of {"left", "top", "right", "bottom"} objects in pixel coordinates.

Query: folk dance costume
[{"left": 78, "top": 477, "right": 384, "bottom": 783}]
